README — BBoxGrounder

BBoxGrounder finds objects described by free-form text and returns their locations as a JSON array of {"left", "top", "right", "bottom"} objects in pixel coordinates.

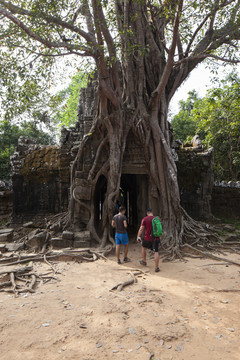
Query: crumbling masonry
[{"left": 10, "top": 80, "right": 215, "bottom": 236}]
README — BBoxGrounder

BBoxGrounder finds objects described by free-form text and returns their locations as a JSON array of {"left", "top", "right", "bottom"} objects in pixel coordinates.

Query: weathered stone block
[
  {"left": 73, "top": 231, "right": 91, "bottom": 248},
  {"left": 0, "top": 229, "right": 14, "bottom": 242},
  {"left": 74, "top": 231, "right": 91, "bottom": 241},
  {"left": 51, "top": 237, "right": 73, "bottom": 249},
  {"left": 62, "top": 231, "right": 74, "bottom": 240},
  {"left": 6, "top": 242, "right": 24, "bottom": 252},
  {"left": 74, "top": 185, "right": 91, "bottom": 201},
  {"left": 74, "top": 179, "right": 91, "bottom": 200},
  {"left": 75, "top": 179, "right": 89, "bottom": 187},
  {"left": 27, "top": 230, "right": 47, "bottom": 250},
  {"left": 74, "top": 240, "right": 90, "bottom": 248},
  {"left": 0, "top": 244, "right": 6, "bottom": 253},
  {"left": 75, "top": 171, "right": 87, "bottom": 178}
]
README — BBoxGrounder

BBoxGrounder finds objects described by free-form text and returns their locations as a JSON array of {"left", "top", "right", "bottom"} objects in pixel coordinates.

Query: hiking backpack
[{"left": 152, "top": 216, "right": 163, "bottom": 237}]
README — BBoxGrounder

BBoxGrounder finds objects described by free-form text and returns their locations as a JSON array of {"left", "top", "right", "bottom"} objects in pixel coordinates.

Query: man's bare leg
[
  {"left": 154, "top": 252, "right": 159, "bottom": 269},
  {"left": 124, "top": 244, "right": 128, "bottom": 258},
  {"left": 142, "top": 246, "right": 147, "bottom": 262},
  {"left": 116, "top": 244, "right": 121, "bottom": 261}
]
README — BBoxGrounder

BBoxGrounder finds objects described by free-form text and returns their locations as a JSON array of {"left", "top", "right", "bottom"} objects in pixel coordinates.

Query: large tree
[
  {"left": 171, "top": 90, "right": 200, "bottom": 142},
  {"left": 1, "top": 0, "right": 240, "bottom": 252},
  {"left": 172, "top": 74, "right": 240, "bottom": 181},
  {"left": 192, "top": 74, "right": 240, "bottom": 181}
]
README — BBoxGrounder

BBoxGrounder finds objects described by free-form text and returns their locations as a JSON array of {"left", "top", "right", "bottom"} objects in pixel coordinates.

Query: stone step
[
  {"left": 74, "top": 231, "right": 91, "bottom": 240},
  {"left": 0, "top": 244, "right": 6, "bottom": 253},
  {"left": 51, "top": 238, "right": 73, "bottom": 249},
  {"left": 73, "top": 240, "right": 90, "bottom": 248},
  {"left": 51, "top": 230, "right": 92, "bottom": 249},
  {"left": 62, "top": 231, "right": 74, "bottom": 240},
  {"left": 6, "top": 242, "right": 24, "bottom": 252},
  {"left": 0, "top": 229, "right": 14, "bottom": 243}
]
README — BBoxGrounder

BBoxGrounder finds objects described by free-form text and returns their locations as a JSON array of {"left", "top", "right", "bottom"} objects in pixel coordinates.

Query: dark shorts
[
  {"left": 115, "top": 233, "right": 129, "bottom": 245},
  {"left": 142, "top": 239, "right": 159, "bottom": 252}
]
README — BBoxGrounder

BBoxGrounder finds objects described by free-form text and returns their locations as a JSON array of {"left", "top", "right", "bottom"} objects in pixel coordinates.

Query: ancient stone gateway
[
  {"left": 71, "top": 126, "right": 214, "bottom": 241},
  {"left": 72, "top": 129, "right": 160, "bottom": 235},
  {"left": 10, "top": 82, "right": 214, "bottom": 245}
]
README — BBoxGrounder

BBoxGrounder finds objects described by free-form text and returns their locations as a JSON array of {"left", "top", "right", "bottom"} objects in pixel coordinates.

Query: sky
[{"left": 169, "top": 63, "right": 240, "bottom": 116}]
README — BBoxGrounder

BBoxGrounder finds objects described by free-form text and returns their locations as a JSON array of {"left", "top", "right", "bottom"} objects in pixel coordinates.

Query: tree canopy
[
  {"left": 171, "top": 73, "right": 240, "bottom": 181},
  {"left": 171, "top": 90, "right": 200, "bottom": 142},
  {"left": 0, "top": 0, "right": 240, "bottom": 117},
  {"left": 0, "top": 119, "right": 55, "bottom": 179},
  {"left": 1, "top": 0, "right": 240, "bottom": 250},
  {"left": 51, "top": 71, "right": 88, "bottom": 129}
]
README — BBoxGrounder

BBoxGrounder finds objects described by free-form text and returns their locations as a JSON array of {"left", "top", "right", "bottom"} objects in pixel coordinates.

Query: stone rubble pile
[{"left": 0, "top": 228, "right": 24, "bottom": 254}]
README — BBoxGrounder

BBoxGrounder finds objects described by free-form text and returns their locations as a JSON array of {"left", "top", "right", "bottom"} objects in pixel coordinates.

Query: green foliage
[
  {"left": 0, "top": 119, "right": 55, "bottom": 179},
  {"left": 172, "top": 74, "right": 240, "bottom": 181},
  {"left": 192, "top": 74, "right": 240, "bottom": 181},
  {"left": 171, "top": 90, "right": 200, "bottom": 142},
  {"left": 0, "top": 0, "right": 239, "bottom": 131},
  {"left": 0, "top": 48, "right": 56, "bottom": 123},
  {"left": 52, "top": 71, "right": 88, "bottom": 129}
]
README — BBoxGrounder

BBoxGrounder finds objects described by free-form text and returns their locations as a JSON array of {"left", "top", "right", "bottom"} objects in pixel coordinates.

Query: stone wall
[
  {"left": 176, "top": 147, "right": 214, "bottom": 219},
  {"left": 11, "top": 137, "right": 73, "bottom": 222},
  {"left": 0, "top": 180, "right": 12, "bottom": 215},
  {"left": 211, "top": 181, "right": 240, "bottom": 220},
  {"left": 10, "top": 133, "right": 214, "bottom": 223},
  {"left": 9, "top": 79, "right": 98, "bottom": 223}
]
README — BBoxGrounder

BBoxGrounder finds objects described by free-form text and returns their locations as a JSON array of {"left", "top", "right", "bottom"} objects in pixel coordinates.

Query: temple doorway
[
  {"left": 120, "top": 174, "right": 149, "bottom": 235},
  {"left": 94, "top": 173, "right": 149, "bottom": 237}
]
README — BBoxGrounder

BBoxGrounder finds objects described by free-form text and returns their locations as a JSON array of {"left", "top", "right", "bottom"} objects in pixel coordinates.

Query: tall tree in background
[
  {"left": 171, "top": 90, "right": 200, "bottom": 142},
  {"left": 52, "top": 72, "right": 88, "bottom": 129},
  {"left": 172, "top": 74, "right": 240, "bottom": 181},
  {"left": 192, "top": 74, "right": 240, "bottom": 181},
  {"left": 1, "top": 0, "right": 240, "bottom": 251}
]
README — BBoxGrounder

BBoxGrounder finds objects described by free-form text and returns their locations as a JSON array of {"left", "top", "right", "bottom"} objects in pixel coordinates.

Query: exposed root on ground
[
  {"left": 46, "top": 211, "right": 70, "bottom": 232},
  {"left": 182, "top": 243, "right": 240, "bottom": 267},
  {"left": 110, "top": 269, "right": 148, "bottom": 292},
  {"left": 0, "top": 247, "right": 112, "bottom": 267},
  {"left": 160, "top": 207, "right": 240, "bottom": 264},
  {"left": 0, "top": 246, "right": 112, "bottom": 295},
  {"left": 0, "top": 264, "right": 57, "bottom": 295}
]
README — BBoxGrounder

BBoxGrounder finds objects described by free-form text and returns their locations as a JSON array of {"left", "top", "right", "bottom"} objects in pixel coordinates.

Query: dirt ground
[{"left": 0, "top": 243, "right": 240, "bottom": 360}]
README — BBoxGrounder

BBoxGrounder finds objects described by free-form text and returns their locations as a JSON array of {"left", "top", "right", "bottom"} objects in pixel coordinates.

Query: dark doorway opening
[
  {"left": 120, "top": 174, "right": 148, "bottom": 235},
  {"left": 94, "top": 173, "right": 149, "bottom": 238}
]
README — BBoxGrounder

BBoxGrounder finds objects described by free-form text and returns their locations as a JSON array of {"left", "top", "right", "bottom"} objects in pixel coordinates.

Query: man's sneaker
[
  {"left": 117, "top": 259, "right": 121, "bottom": 264},
  {"left": 155, "top": 267, "right": 160, "bottom": 272},
  {"left": 123, "top": 257, "right": 130, "bottom": 263},
  {"left": 140, "top": 260, "right": 147, "bottom": 266}
]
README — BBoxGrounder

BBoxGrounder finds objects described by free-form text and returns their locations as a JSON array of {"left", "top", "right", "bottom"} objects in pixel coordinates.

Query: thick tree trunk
[
  {"left": 68, "top": 0, "right": 214, "bottom": 255},
  {"left": 69, "top": 89, "right": 183, "bottom": 249}
]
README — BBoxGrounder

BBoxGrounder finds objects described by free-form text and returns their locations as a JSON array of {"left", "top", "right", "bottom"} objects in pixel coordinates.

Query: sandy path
[{"left": 0, "top": 244, "right": 240, "bottom": 360}]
